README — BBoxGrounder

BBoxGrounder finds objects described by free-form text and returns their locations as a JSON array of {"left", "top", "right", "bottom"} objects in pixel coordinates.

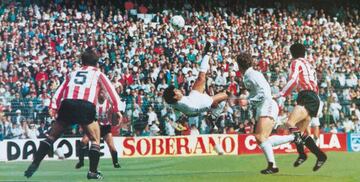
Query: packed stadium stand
[{"left": 0, "top": 0, "right": 359, "bottom": 140}]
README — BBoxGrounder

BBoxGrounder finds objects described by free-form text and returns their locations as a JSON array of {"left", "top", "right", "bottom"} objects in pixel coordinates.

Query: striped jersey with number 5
[{"left": 49, "top": 66, "right": 124, "bottom": 113}]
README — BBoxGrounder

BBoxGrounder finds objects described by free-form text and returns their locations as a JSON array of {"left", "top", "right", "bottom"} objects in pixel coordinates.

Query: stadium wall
[{"left": 0, "top": 133, "right": 355, "bottom": 162}]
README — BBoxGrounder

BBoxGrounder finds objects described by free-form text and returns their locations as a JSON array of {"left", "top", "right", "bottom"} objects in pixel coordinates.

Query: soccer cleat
[
  {"left": 293, "top": 154, "right": 307, "bottom": 167},
  {"left": 313, "top": 153, "right": 327, "bottom": 171},
  {"left": 54, "top": 148, "right": 65, "bottom": 160},
  {"left": 260, "top": 162, "right": 279, "bottom": 174},
  {"left": 75, "top": 161, "right": 84, "bottom": 169},
  {"left": 24, "top": 163, "right": 39, "bottom": 178},
  {"left": 113, "top": 163, "right": 121, "bottom": 168},
  {"left": 87, "top": 171, "right": 104, "bottom": 180}
]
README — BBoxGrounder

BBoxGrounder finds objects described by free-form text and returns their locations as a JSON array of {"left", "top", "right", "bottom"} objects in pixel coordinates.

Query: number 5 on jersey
[{"left": 74, "top": 71, "right": 88, "bottom": 85}]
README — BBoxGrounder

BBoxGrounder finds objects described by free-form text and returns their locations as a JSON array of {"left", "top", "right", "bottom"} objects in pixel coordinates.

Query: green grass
[{"left": 1, "top": 152, "right": 359, "bottom": 182}]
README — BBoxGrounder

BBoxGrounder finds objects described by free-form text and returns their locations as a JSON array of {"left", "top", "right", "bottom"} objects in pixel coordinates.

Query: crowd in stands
[{"left": 0, "top": 0, "right": 359, "bottom": 140}]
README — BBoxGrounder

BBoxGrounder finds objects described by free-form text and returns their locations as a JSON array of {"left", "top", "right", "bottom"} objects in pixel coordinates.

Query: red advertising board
[
  {"left": 0, "top": 133, "right": 348, "bottom": 161},
  {"left": 122, "top": 134, "right": 239, "bottom": 157},
  {"left": 238, "top": 133, "right": 347, "bottom": 154}
]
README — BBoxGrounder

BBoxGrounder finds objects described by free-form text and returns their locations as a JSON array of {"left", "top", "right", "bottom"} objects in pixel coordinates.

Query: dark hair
[
  {"left": 236, "top": 53, "right": 253, "bottom": 71},
  {"left": 81, "top": 47, "right": 98, "bottom": 66},
  {"left": 290, "top": 43, "right": 305, "bottom": 59},
  {"left": 163, "top": 85, "right": 177, "bottom": 104}
]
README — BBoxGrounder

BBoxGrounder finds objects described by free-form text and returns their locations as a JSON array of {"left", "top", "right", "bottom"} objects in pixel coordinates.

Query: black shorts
[
  {"left": 100, "top": 125, "right": 111, "bottom": 138},
  {"left": 57, "top": 99, "right": 96, "bottom": 125},
  {"left": 296, "top": 90, "right": 320, "bottom": 117}
]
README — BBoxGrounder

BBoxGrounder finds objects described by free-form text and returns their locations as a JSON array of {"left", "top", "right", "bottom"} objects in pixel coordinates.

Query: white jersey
[
  {"left": 171, "top": 90, "right": 213, "bottom": 116},
  {"left": 243, "top": 67, "right": 272, "bottom": 105},
  {"left": 243, "top": 67, "right": 278, "bottom": 120}
]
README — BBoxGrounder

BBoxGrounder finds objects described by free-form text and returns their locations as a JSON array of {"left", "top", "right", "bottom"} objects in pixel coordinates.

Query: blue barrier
[{"left": 347, "top": 133, "right": 360, "bottom": 152}]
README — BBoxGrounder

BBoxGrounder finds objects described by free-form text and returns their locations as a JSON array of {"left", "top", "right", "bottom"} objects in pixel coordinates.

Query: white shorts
[
  {"left": 188, "top": 90, "right": 213, "bottom": 109},
  {"left": 256, "top": 99, "right": 279, "bottom": 122},
  {"left": 310, "top": 117, "right": 320, "bottom": 127}
]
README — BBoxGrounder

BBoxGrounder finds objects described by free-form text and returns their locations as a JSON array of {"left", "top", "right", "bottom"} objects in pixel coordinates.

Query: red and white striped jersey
[
  {"left": 97, "top": 99, "right": 112, "bottom": 126},
  {"left": 280, "top": 58, "right": 318, "bottom": 97},
  {"left": 49, "top": 66, "right": 125, "bottom": 113}
]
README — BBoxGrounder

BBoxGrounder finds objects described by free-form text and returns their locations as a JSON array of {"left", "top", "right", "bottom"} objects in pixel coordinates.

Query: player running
[
  {"left": 75, "top": 92, "right": 122, "bottom": 169},
  {"left": 163, "top": 42, "right": 229, "bottom": 117},
  {"left": 24, "top": 48, "right": 124, "bottom": 180},
  {"left": 236, "top": 53, "right": 296, "bottom": 174},
  {"left": 274, "top": 43, "right": 327, "bottom": 171}
]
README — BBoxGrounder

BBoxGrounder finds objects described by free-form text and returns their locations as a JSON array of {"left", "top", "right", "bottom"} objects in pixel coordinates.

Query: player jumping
[
  {"left": 236, "top": 53, "right": 296, "bottom": 174},
  {"left": 75, "top": 93, "right": 122, "bottom": 169},
  {"left": 274, "top": 43, "right": 327, "bottom": 171},
  {"left": 163, "top": 42, "right": 229, "bottom": 117},
  {"left": 24, "top": 48, "right": 124, "bottom": 180}
]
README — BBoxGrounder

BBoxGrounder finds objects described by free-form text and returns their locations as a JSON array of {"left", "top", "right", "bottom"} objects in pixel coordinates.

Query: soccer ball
[
  {"left": 54, "top": 147, "right": 65, "bottom": 160},
  {"left": 170, "top": 15, "right": 185, "bottom": 30}
]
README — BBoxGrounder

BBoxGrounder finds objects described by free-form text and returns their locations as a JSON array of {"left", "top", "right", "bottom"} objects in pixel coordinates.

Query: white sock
[
  {"left": 268, "top": 135, "right": 295, "bottom": 147},
  {"left": 260, "top": 140, "right": 276, "bottom": 167},
  {"left": 214, "top": 144, "right": 224, "bottom": 155},
  {"left": 200, "top": 55, "right": 210, "bottom": 73}
]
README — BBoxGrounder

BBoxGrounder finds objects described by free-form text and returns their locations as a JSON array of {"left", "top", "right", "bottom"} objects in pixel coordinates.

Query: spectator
[
  {"left": 0, "top": 0, "right": 359, "bottom": 138},
  {"left": 27, "top": 123, "right": 39, "bottom": 139},
  {"left": 147, "top": 106, "right": 158, "bottom": 125},
  {"left": 149, "top": 122, "right": 160, "bottom": 136},
  {"left": 329, "top": 97, "right": 342, "bottom": 122},
  {"left": 190, "top": 124, "right": 200, "bottom": 136},
  {"left": 8, "top": 123, "right": 23, "bottom": 139},
  {"left": 0, "top": 119, "right": 4, "bottom": 141},
  {"left": 330, "top": 124, "right": 339, "bottom": 134},
  {"left": 37, "top": 121, "right": 48, "bottom": 138},
  {"left": 11, "top": 110, "right": 25, "bottom": 125},
  {"left": 164, "top": 116, "right": 176, "bottom": 136}
]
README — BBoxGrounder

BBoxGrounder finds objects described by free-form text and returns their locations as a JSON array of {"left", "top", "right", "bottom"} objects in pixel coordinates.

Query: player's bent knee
[
  {"left": 87, "top": 134, "right": 100, "bottom": 144},
  {"left": 255, "top": 134, "right": 267, "bottom": 144},
  {"left": 81, "top": 137, "right": 89, "bottom": 144}
]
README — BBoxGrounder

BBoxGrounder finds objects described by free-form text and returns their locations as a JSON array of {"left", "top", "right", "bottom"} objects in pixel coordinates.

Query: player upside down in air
[
  {"left": 236, "top": 53, "right": 297, "bottom": 174},
  {"left": 163, "top": 42, "right": 230, "bottom": 117},
  {"left": 75, "top": 92, "right": 122, "bottom": 169},
  {"left": 24, "top": 48, "right": 124, "bottom": 180},
  {"left": 274, "top": 43, "right": 327, "bottom": 171}
]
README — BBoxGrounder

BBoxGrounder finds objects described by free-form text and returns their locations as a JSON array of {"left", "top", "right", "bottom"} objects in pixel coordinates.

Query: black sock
[
  {"left": 303, "top": 135, "right": 324, "bottom": 158},
  {"left": 79, "top": 142, "right": 87, "bottom": 163},
  {"left": 295, "top": 142, "right": 306, "bottom": 158},
  {"left": 88, "top": 144, "right": 100, "bottom": 173},
  {"left": 111, "top": 151, "right": 118, "bottom": 164},
  {"left": 33, "top": 138, "right": 54, "bottom": 166}
]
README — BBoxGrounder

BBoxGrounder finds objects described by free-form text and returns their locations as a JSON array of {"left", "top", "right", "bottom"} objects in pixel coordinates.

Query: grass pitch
[{"left": 1, "top": 152, "right": 359, "bottom": 182}]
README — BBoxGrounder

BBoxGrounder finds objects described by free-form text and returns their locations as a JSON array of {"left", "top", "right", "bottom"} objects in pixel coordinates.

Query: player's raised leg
[
  {"left": 192, "top": 43, "right": 211, "bottom": 93},
  {"left": 75, "top": 134, "right": 89, "bottom": 169}
]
